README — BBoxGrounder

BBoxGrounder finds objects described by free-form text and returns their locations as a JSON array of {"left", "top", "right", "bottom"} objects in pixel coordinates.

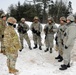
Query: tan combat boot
[{"left": 9, "top": 68, "right": 19, "bottom": 74}]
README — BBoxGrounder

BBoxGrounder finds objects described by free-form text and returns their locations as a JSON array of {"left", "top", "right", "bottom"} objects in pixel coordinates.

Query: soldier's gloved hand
[
  {"left": 64, "top": 33, "right": 66, "bottom": 36},
  {"left": 32, "top": 28, "right": 37, "bottom": 33},
  {"left": 36, "top": 31, "right": 41, "bottom": 36},
  {"left": 2, "top": 35, "right": 4, "bottom": 38},
  {"left": 60, "top": 29, "right": 64, "bottom": 32},
  {"left": 22, "top": 30, "right": 27, "bottom": 34},
  {"left": 18, "top": 28, "right": 22, "bottom": 32},
  {"left": 65, "top": 45, "right": 68, "bottom": 49}
]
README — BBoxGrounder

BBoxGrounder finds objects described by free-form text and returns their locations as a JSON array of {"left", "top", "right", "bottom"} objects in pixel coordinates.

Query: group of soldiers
[{"left": 0, "top": 13, "right": 76, "bottom": 74}]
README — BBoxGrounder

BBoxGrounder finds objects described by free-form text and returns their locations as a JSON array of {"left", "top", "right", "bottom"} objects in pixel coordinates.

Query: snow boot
[
  {"left": 61, "top": 63, "right": 70, "bottom": 68},
  {"left": 39, "top": 46, "right": 42, "bottom": 50},
  {"left": 58, "top": 56, "right": 63, "bottom": 62},
  {"left": 55, "top": 55, "right": 62, "bottom": 59},
  {"left": 29, "top": 46, "right": 32, "bottom": 50},
  {"left": 50, "top": 48, "right": 52, "bottom": 53},
  {"left": 9, "top": 68, "right": 19, "bottom": 74},
  {"left": 44, "top": 48, "right": 49, "bottom": 52},
  {"left": 33, "top": 44, "right": 37, "bottom": 49},
  {"left": 59, "top": 65, "right": 67, "bottom": 70},
  {"left": 19, "top": 46, "right": 23, "bottom": 52}
]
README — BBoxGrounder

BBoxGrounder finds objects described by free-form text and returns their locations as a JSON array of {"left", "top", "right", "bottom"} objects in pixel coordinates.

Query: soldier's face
[
  {"left": 3, "top": 16, "right": 6, "bottom": 21},
  {"left": 67, "top": 19, "right": 70, "bottom": 23},
  {"left": 48, "top": 20, "right": 52, "bottom": 24},
  {"left": 22, "top": 20, "right": 25, "bottom": 23},
  {"left": 34, "top": 19, "right": 38, "bottom": 23},
  {"left": 60, "top": 20, "right": 64, "bottom": 25}
]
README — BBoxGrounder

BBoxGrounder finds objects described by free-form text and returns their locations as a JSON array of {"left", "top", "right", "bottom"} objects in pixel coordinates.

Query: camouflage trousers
[
  {"left": 58, "top": 42, "right": 63, "bottom": 56},
  {"left": 19, "top": 33, "right": 31, "bottom": 47},
  {"left": 63, "top": 45, "right": 73, "bottom": 65},
  {"left": 6, "top": 52, "right": 18, "bottom": 70},
  {"left": 33, "top": 34, "right": 42, "bottom": 46},
  {"left": 0, "top": 35, "right": 5, "bottom": 52},
  {"left": 45, "top": 34, "right": 54, "bottom": 48}
]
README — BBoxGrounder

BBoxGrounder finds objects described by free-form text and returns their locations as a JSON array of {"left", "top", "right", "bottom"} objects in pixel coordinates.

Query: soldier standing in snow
[
  {"left": 31, "top": 16, "right": 42, "bottom": 50},
  {"left": 55, "top": 17, "right": 67, "bottom": 62},
  {"left": 18, "top": 18, "right": 32, "bottom": 51},
  {"left": 59, "top": 15, "right": 76, "bottom": 70},
  {"left": 0, "top": 14, "right": 6, "bottom": 54},
  {"left": 44, "top": 17, "right": 57, "bottom": 53},
  {"left": 3, "top": 17, "right": 21, "bottom": 74}
]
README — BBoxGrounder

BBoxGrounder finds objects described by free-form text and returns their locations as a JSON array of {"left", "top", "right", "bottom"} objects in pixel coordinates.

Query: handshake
[{"left": 32, "top": 28, "right": 41, "bottom": 36}]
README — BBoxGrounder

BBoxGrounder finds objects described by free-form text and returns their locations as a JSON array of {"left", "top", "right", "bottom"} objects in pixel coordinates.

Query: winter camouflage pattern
[
  {"left": 44, "top": 23, "right": 57, "bottom": 48},
  {"left": 31, "top": 22, "right": 42, "bottom": 46}
]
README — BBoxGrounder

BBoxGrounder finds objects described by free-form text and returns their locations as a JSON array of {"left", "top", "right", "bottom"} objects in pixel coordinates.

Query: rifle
[{"left": 45, "top": 26, "right": 48, "bottom": 39}]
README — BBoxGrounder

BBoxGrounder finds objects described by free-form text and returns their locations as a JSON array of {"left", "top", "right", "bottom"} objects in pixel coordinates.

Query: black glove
[
  {"left": 32, "top": 28, "right": 37, "bottom": 33},
  {"left": 36, "top": 31, "right": 41, "bottom": 36},
  {"left": 22, "top": 30, "right": 27, "bottom": 34},
  {"left": 60, "top": 29, "right": 64, "bottom": 32},
  {"left": 64, "top": 33, "right": 66, "bottom": 36},
  {"left": 65, "top": 45, "right": 68, "bottom": 49},
  {"left": 2, "top": 35, "right": 4, "bottom": 38}
]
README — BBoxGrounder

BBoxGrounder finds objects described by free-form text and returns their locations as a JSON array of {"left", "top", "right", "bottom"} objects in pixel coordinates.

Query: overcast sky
[{"left": 0, "top": 0, "right": 76, "bottom": 13}]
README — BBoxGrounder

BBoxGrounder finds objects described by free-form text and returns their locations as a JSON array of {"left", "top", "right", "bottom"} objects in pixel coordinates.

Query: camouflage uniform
[
  {"left": 0, "top": 14, "right": 6, "bottom": 54},
  {"left": 60, "top": 15, "right": 76, "bottom": 70},
  {"left": 55, "top": 17, "right": 67, "bottom": 62},
  {"left": 44, "top": 17, "right": 57, "bottom": 53},
  {"left": 18, "top": 18, "right": 32, "bottom": 51},
  {"left": 31, "top": 16, "right": 42, "bottom": 50},
  {"left": 3, "top": 17, "right": 21, "bottom": 73}
]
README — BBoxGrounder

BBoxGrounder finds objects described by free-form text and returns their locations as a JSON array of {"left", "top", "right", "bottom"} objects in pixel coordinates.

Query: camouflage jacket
[{"left": 4, "top": 25, "right": 21, "bottom": 54}]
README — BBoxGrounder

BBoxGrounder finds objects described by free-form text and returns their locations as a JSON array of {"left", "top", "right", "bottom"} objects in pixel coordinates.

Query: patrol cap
[
  {"left": 67, "top": 15, "right": 75, "bottom": 21},
  {"left": 60, "top": 17, "right": 66, "bottom": 22},
  {"left": 21, "top": 18, "right": 25, "bottom": 21},
  {"left": 1, "top": 13, "right": 6, "bottom": 18},
  {"left": 34, "top": 16, "right": 39, "bottom": 20},
  {"left": 7, "top": 17, "right": 17, "bottom": 24}
]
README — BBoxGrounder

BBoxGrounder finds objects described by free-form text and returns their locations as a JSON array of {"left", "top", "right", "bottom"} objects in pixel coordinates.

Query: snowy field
[{"left": 0, "top": 21, "right": 76, "bottom": 75}]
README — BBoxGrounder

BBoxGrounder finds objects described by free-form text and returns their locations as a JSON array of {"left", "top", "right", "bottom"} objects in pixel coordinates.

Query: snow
[{"left": 0, "top": 21, "right": 76, "bottom": 75}]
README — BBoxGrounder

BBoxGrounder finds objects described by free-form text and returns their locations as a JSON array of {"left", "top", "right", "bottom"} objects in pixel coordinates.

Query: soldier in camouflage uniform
[
  {"left": 44, "top": 17, "right": 57, "bottom": 53},
  {"left": 59, "top": 15, "right": 76, "bottom": 70},
  {"left": 18, "top": 18, "right": 32, "bottom": 51},
  {"left": 0, "top": 14, "right": 6, "bottom": 54},
  {"left": 55, "top": 17, "right": 67, "bottom": 62},
  {"left": 31, "top": 16, "right": 42, "bottom": 50},
  {"left": 3, "top": 17, "right": 21, "bottom": 74}
]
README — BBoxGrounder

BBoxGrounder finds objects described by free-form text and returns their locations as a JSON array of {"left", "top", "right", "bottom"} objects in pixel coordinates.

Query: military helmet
[
  {"left": 7, "top": 17, "right": 17, "bottom": 24},
  {"left": 1, "top": 13, "right": 6, "bottom": 18},
  {"left": 48, "top": 17, "right": 54, "bottom": 23},
  {"left": 21, "top": 18, "right": 25, "bottom": 21},
  {"left": 67, "top": 15, "right": 75, "bottom": 21},
  {"left": 60, "top": 17, "right": 66, "bottom": 22},
  {"left": 34, "top": 16, "right": 39, "bottom": 20}
]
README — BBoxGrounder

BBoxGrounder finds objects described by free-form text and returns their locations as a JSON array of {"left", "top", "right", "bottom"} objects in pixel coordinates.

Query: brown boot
[
  {"left": 9, "top": 68, "right": 19, "bottom": 74},
  {"left": 1, "top": 50, "right": 6, "bottom": 55}
]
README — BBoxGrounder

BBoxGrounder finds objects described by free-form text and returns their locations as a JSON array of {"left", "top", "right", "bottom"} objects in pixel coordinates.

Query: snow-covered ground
[{"left": 0, "top": 21, "right": 76, "bottom": 75}]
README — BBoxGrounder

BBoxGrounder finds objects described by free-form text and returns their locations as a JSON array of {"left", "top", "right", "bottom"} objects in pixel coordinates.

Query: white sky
[{"left": 0, "top": 0, "right": 76, "bottom": 14}]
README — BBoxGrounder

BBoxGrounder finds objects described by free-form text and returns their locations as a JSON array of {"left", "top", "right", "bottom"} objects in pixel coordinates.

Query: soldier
[
  {"left": 31, "top": 16, "right": 42, "bottom": 50},
  {"left": 44, "top": 17, "right": 57, "bottom": 53},
  {"left": 55, "top": 17, "right": 67, "bottom": 62},
  {"left": 59, "top": 15, "right": 76, "bottom": 70},
  {"left": 3, "top": 17, "right": 21, "bottom": 74},
  {"left": 0, "top": 13, "right": 6, "bottom": 54},
  {"left": 18, "top": 18, "right": 32, "bottom": 51}
]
